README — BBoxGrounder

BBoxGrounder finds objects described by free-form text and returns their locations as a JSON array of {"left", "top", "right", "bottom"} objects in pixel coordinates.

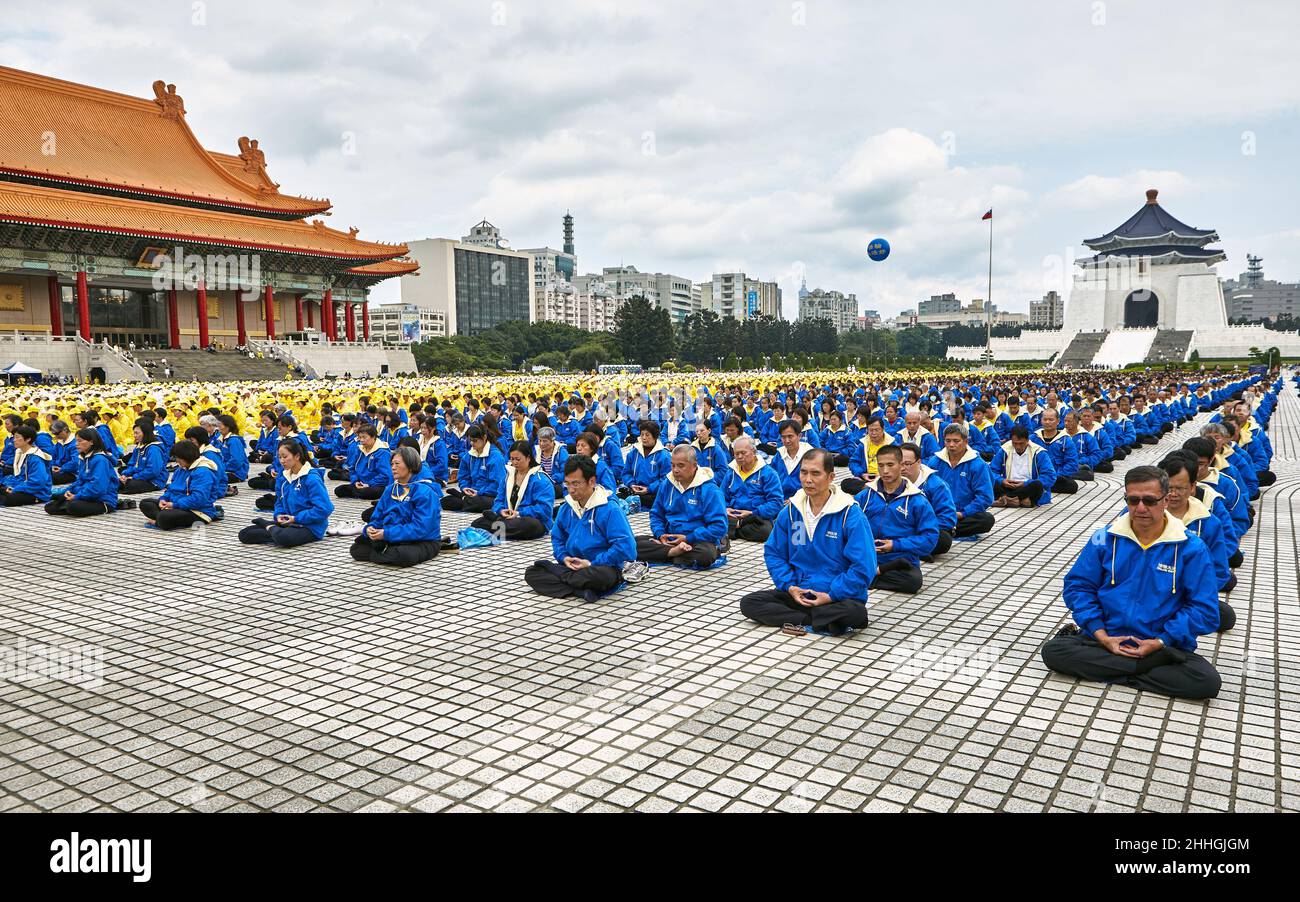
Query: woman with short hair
[
  {"left": 118, "top": 419, "right": 168, "bottom": 494},
  {"left": 534, "top": 426, "right": 569, "bottom": 499},
  {"left": 442, "top": 424, "right": 504, "bottom": 513},
  {"left": 2, "top": 425, "right": 52, "bottom": 507},
  {"left": 48, "top": 420, "right": 77, "bottom": 485},
  {"left": 217, "top": 414, "right": 249, "bottom": 488},
  {"left": 351, "top": 445, "right": 442, "bottom": 567},
  {"left": 45, "top": 427, "right": 118, "bottom": 517},
  {"left": 139, "top": 440, "right": 220, "bottom": 530}
]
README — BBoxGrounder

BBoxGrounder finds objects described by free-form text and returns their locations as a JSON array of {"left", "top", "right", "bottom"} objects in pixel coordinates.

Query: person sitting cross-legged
[
  {"left": 926, "top": 423, "right": 994, "bottom": 538},
  {"left": 1160, "top": 452, "right": 1236, "bottom": 631},
  {"left": 899, "top": 441, "right": 956, "bottom": 558},
  {"left": 1, "top": 425, "right": 51, "bottom": 507},
  {"left": 618, "top": 421, "right": 671, "bottom": 507},
  {"left": 722, "top": 435, "right": 784, "bottom": 542},
  {"left": 739, "top": 448, "right": 877, "bottom": 636},
  {"left": 524, "top": 455, "right": 638, "bottom": 604},
  {"left": 335, "top": 424, "right": 391, "bottom": 501},
  {"left": 469, "top": 440, "right": 553, "bottom": 541},
  {"left": 1030, "top": 408, "right": 1081, "bottom": 495},
  {"left": 138, "top": 440, "right": 220, "bottom": 530},
  {"left": 1064, "top": 409, "right": 1103, "bottom": 479},
  {"left": 635, "top": 445, "right": 728, "bottom": 568},
  {"left": 442, "top": 424, "right": 504, "bottom": 514},
  {"left": 1040, "top": 465, "right": 1222, "bottom": 701},
  {"left": 991, "top": 424, "right": 1056, "bottom": 508},
  {"left": 350, "top": 446, "right": 442, "bottom": 568},
  {"left": 238, "top": 440, "right": 335, "bottom": 548},
  {"left": 853, "top": 444, "right": 938, "bottom": 595}
]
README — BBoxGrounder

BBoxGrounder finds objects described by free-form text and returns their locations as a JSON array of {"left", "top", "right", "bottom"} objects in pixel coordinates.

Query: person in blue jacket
[
  {"left": 1, "top": 426, "right": 52, "bottom": 507},
  {"left": 350, "top": 445, "right": 442, "bottom": 567},
  {"left": 619, "top": 420, "right": 671, "bottom": 507},
  {"left": 854, "top": 445, "right": 938, "bottom": 595},
  {"left": 251, "top": 410, "right": 278, "bottom": 463},
  {"left": 216, "top": 414, "right": 249, "bottom": 491},
  {"left": 552, "top": 405, "right": 582, "bottom": 451},
  {"left": 534, "top": 427, "right": 570, "bottom": 499},
  {"left": 722, "top": 437, "right": 784, "bottom": 542},
  {"left": 48, "top": 420, "right": 78, "bottom": 485},
  {"left": 573, "top": 433, "right": 617, "bottom": 494},
  {"left": 1064, "top": 410, "right": 1104, "bottom": 478},
  {"left": 900, "top": 443, "right": 957, "bottom": 557},
  {"left": 967, "top": 406, "right": 999, "bottom": 461},
  {"left": 1030, "top": 408, "right": 1081, "bottom": 495},
  {"left": 688, "top": 422, "right": 729, "bottom": 488},
  {"left": 469, "top": 441, "right": 554, "bottom": 541},
  {"left": 416, "top": 419, "right": 450, "bottom": 486},
  {"left": 739, "top": 449, "right": 878, "bottom": 636},
  {"left": 313, "top": 415, "right": 344, "bottom": 463},
  {"left": 635, "top": 445, "right": 728, "bottom": 569},
  {"left": 991, "top": 425, "right": 1057, "bottom": 507},
  {"left": 0, "top": 413, "right": 21, "bottom": 477},
  {"left": 819, "top": 410, "right": 855, "bottom": 467},
  {"left": 118, "top": 419, "right": 168, "bottom": 494},
  {"left": 1160, "top": 454, "right": 1236, "bottom": 622},
  {"left": 589, "top": 423, "right": 625, "bottom": 485},
  {"left": 336, "top": 424, "right": 391, "bottom": 500},
  {"left": 524, "top": 455, "right": 638, "bottom": 604},
  {"left": 238, "top": 440, "right": 335, "bottom": 548},
  {"left": 1041, "top": 465, "right": 1221, "bottom": 700},
  {"left": 152, "top": 408, "right": 176, "bottom": 456},
  {"left": 926, "top": 423, "right": 995, "bottom": 537},
  {"left": 442, "top": 424, "right": 504, "bottom": 513},
  {"left": 45, "top": 427, "right": 118, "bottom": 517},
  {"left": 138, "top": 440, "right": 220, "bottom": 530}
]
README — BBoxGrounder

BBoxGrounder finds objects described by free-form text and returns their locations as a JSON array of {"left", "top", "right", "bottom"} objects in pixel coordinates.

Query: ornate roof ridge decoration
[{"left": 0, "top": 65, "right": 331, "bottom": 217}]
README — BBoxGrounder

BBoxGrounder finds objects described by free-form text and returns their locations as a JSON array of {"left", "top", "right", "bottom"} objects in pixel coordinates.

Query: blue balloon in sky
[{"left": 867, "top": 238, "right": 890, "bottom": 262}]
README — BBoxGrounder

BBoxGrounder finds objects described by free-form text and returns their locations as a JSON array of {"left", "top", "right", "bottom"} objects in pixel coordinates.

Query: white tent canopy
[{"left": 2, "top": 360, "right": 41, "bottom": 375}]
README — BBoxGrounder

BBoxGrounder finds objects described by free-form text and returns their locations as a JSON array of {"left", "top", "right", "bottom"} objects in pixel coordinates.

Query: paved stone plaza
[{"left": 1, "top": 392, "right": 1297, "bottom": 814}]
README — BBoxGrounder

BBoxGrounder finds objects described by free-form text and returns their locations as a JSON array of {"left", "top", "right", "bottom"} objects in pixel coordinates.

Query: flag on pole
[{"left": 981, "top": 209, "right": 993, "bottom": 221}]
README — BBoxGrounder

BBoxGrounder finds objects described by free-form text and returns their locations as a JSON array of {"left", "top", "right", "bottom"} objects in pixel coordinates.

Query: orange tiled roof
[
  {"left": 0, "top": 65, "right": 330, "bottom": 217},
  {"left": 347, "top": 258, "right": 420, "bottom": 276},
  {"left": 0, "top": 180, "right": 408, "bottom": 261}
]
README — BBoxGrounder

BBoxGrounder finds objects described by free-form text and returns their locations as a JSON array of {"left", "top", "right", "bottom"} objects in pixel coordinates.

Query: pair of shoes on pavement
[{"left": 327, "top": 519, "right": 366, "bottom": 537}]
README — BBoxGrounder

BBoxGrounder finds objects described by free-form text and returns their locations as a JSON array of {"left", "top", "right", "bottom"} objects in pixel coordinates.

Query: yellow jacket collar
[
  {"left": 1109, "top": 512, "right": 1187, "bottom": 548},
  {"left": 1176, "top": 496, "right": 1213, "bottom": 525},
  {"left": 667, "top": 466, "right": 713, "bottom": 493},
  {"left": 942, "top": 447, "right": 979, "bottom": 466},
  {"left": 728, "top": 457, "right": 766, "bottom": 478},
  {"left": 192, "top": 456, "right": 220, "bottom": 473},
  {"left": 564, "top": 484, "right": 611, "bottom": 517}
]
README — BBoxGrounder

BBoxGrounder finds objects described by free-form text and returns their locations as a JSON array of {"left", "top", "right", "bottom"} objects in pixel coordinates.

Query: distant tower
[
  {"left": 563, "top": 211, "right": 575, "bottom": 256},
  {"left": 798, "top": 276, "right": 809, "bottom": 300},
  {"left": 1245, "top": 254, "right": 1264, "bottom": 288}
]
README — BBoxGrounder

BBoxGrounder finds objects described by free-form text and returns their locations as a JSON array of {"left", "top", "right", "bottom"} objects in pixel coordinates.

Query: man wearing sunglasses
[{"left": 1041, "top": 465, "right": 1221, "bottom": 700}]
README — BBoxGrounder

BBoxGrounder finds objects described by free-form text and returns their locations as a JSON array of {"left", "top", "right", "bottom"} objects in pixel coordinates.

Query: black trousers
[
  {"left": 349, "top": 533, "right": 439, "bottom": 567},
  {"left": 1228, "top": 549, "right": 1243, "bottom": 569},
  {"left": 238, "top": 520, "right": 318, "bottom": 547},
  {"left": 980, "top": 451, "right": 995, "bottom": 462},
  {"left": 525, "top": 559, "right": 622, "bottom": 599},
  {"left": 138, "top": 498, "right": 203, "bottom": 530},
  {"left": 2, "top": 491, "right": 38, "bottom": 507},
  {"left": 1218, "top": 601, "right": 1236, "bottom": 633},
  {"left": 470, "top": 511, "right": 548, "bottom": 540},
  {"left": 1257, "top": 470, "right": 1276, "bottom": 487},
  {"left": 441, "top": 488, "right": 493, "bottom": 513},
  {"left": 757, "top": 443, "right": 778, "bottom": 456},
  {"left": 954, "top": 510, "right": 994, "bottom": 537},
  {"left": 840, "top": 477, "right": 866, "bottom": 495},
  {"left": 119, "top": 478, "right": 162, "bottom": 495},
  {"left": 616, "top": 486, "right": 657, "bottom": 507},
  {"left": 830, "top": 453, "right": 850, "bottom": 468},
  {"left": 1040, "top": 633, "right": 1220, "bottom": 700},
  {"left": 1052, "top": 476, "right": 1080, "bottom": 494},
  {"left": 995, "top": 481, "right": 1045, "bottom": 504},
  {"left": 1094, "top": 460, "right": 1114, "bottom": 473},
  {"left": 1074, "top": 466, "right": 1095, "bottom": 482},
  {"left": 739, "top": 588, "right": 868, "bottom": 635},
  {"left": 932, "top": 528, "right": 954, "bottom": 556},
  {"left": 51, "top": 470, "right": 76, "bottom": 485},
  {"left": 635, "top": 535, "right": 719, "bottom": 568},
  {"left": 45, "top": 496, "right": 111, "bottom": 517},
  {"left": 327, "top": 467, "right": 349, "bottom": 481},
  {"left": 335, "top": 483, "right": 383, "bottom": 500},
  {"left": 872, "top": 560, "right": 923, "bottom": 594},
  {"left": 248, "top": 472, "right": 275, "bottom": 490},
  {"left": 728, "top": 514, "right": 773, "bottom": 542},
  {"left": 1138, "top": 435, "right": 1158, "bottom": 445}
]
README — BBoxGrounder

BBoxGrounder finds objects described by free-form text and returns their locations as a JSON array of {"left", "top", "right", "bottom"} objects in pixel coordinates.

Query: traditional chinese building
[{"left": 0, "top": 64, "right": 417, "bottom": 368}]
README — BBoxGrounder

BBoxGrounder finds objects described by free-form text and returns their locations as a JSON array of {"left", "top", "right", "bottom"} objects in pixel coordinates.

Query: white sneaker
[
  {"left": 328, "top": 519, "right": 366, "bottom": 537},
  {"left": 623, "top": 561, "right": 650, "bottom": 584}
]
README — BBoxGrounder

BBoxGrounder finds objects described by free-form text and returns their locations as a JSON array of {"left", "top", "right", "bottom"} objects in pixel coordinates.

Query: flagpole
[{"left": 986, "top": 210, "right": 993, "bottom": 360}]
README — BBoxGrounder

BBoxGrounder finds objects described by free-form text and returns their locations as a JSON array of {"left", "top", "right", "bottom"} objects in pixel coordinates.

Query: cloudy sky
[{"left": 5, "top": 0, "right": 1299, "bottom": 317}]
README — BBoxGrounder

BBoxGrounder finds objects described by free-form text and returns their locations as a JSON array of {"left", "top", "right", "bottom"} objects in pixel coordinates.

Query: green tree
[
  {"left": 532, "top": 350, "right": 567, "bottom": 370},
  {"left": 616, "top": 295, "right": 675, "bottom": 366}
]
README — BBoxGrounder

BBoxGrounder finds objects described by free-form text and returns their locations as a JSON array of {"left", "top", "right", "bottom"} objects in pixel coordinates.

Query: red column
[
  {"left": 345, "top": 302, "right": 356, "bottom": 342},
  {"left": 75, "top": 269, "right": 91, "bottom": 341},
  {"left": 294, "top": 293, "right": 304, "bottom": 332},
  {"left": 47, "top": 275, "right": 64, "bottom": 337},
  {"left": 361, "top": 300, "right": 370, "bottom": 341},
  {"left": 323, "top": 289, "right": 334, "bottom": 340},
  {"left": 306, "top": 297, "right": 314, "bottom": 330},
  {"left": 235, "top": 288, "right": 248, "bottom": 346},
  {"left": 264, "top": 284, "right": 276, "bottom": 339},
  {"left": 196, "top": 281, "right": 210, "bottom": 347},
  {"left": 166, "top": 288, "right": 180, "bottom": 349}
]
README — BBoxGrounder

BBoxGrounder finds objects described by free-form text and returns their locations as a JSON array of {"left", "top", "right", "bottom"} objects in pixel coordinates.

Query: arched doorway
[{"left": 1123, "top": 289, "right": 1159, "bottom": 328}]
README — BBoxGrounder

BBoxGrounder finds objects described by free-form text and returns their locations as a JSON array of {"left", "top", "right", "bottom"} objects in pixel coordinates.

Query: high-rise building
[
  {"left": 1223, "top": 256, "right": 1300, "bottom": 322},
  {"left": 798, "top": 287, "right": 858, "bottom": 332},
  {"left": 703, "top": 272, "right": 782, "bottom": 320},
  {"left": 519, "top": 212, "right": 578, "bottom": 297},
  {"left": 918, "top": 292, "right": 961, "bottom": 316},
  {"left": 573, "top": 266, "right": 695, "bottom": 324},
  {"left": 1029, "top": 290, "right": 1065, "bottom": 327},
  {"left": 400, "top": 225, "right": 535, "bottom": 336}
]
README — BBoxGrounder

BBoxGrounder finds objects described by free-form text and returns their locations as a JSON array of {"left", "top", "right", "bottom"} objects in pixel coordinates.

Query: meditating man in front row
[
  {"left": 739, "top": 449, "right": 877, "bottom": 636},
  {"left": 1040, "top": 465, "right": 1221, "bottom": 700}
]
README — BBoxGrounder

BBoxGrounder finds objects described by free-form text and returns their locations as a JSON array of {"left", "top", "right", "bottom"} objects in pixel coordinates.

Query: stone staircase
[
  {"left": 132, "top": 349, "right": 291, "bottom": 382},
  {"left": 1144, "top": 330, "right": 1194, "bottom": 365},
  {"left": 1054, "top": 331, "right": 1107, "bottom": 368}
]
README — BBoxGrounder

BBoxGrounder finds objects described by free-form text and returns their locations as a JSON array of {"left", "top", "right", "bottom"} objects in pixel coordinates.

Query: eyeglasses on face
[{"left": 1124, "top": 494, "right": 1166, "bottom": 508}]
